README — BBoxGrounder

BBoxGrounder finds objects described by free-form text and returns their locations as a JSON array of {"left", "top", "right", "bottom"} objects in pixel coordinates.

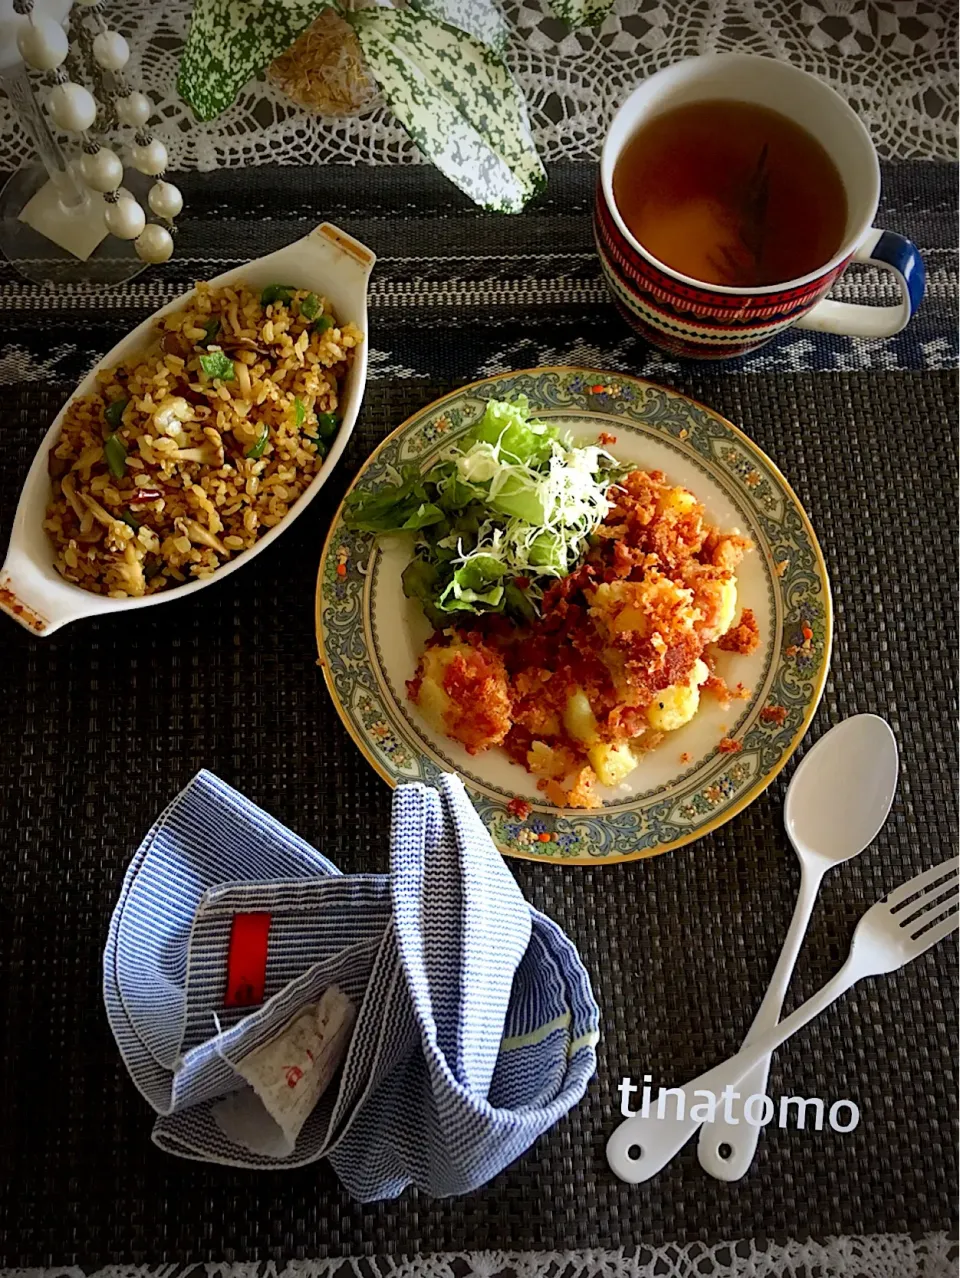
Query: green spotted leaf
[
  {"left": 178, "top": 0, "right": 335, "bottom": 121},
  {"left": 350, "top": 9, "right": 545, "bottom": 214},
  {"left": 544, "top": 0, "right": 614, "bottom": 22},
  {"left": 407, "top": 0, "right": 509, "bottom": 54}
]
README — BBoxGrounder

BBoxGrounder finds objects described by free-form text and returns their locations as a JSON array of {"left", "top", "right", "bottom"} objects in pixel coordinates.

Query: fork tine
[
  {"left": 886, "top": 857, "right": 960, "bottom": 914},
  {"left": 898, "top": 879, "right": 960, "bottom": 928},
  {"left": 907, "top": 906, "right": 959, "bottom": 952}
]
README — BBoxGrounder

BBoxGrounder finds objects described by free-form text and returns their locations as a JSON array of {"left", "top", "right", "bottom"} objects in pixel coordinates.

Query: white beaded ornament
[
  {"left": 16, "top": 16, "right": 68, "bottom": 71},
  {"left": 104, "top": 193, "right": 145, "bottom": 240},
  {"left": 147, "top": 180, "right": 183, "bottom": 220},
  {"left": 47, "top": 81, "right": 98, "bottom": 132},
  {"left": 80, "top": 144, "right": 123, "bottom": 192},
  {"left": 92, "top": 30, "right": 130, "bottom": 72},
  {"left": 130, "top": 135, "right": 168, "bottom": 176},
  {"left": 115, "top": 91, "right": 151, "bottom": 128},
  {"left": 134, "top": 223, "right": 174, "bottom": 264},
  {"left": 15, "top": 0, "right": 182, "bottom": 267}
]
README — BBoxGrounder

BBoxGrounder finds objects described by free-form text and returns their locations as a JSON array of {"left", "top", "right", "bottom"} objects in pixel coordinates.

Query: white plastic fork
[{"left": 607, "top": 856, "right": 959, "bottom": 1183}]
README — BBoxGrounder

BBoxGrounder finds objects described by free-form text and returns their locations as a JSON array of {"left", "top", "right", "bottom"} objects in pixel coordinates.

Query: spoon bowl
[
  {"left": 0, "top": 221, "right": 375, "bottom": 637},
  {"left": 785, "top": 713, "right": 899, "bottom": 866}
]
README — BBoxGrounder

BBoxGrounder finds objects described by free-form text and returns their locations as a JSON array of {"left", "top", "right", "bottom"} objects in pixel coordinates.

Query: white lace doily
[
  {"left": 0, "top": 0, "right": 956, "bottom": 169},
  {"left": 1, "top": 1233, "right": 957, "bottom": 1277}
]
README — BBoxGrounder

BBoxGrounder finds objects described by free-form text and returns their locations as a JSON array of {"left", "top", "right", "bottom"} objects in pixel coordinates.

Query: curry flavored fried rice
[{"left": 44, "top": 281, "right": 362, "bottom": 597}]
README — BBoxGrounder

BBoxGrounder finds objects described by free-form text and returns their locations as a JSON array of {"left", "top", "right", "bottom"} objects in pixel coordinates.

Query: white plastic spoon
[
  {"left": 607, "top": 713, "right": 898, "bottom": 1184},
  {"left": 695, "top": 714, "right": 898, "bottom": 1179}
]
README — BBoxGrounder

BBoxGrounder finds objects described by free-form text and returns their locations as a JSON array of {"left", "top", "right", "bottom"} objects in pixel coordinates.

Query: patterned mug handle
[{"left": 794, "top": 229, "right": 925, "bottom": 338}]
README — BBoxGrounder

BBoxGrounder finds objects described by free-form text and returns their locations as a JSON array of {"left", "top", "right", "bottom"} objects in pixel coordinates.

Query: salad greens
[{"left": 345, "top": 395, "right": 620, "bottom": 628}]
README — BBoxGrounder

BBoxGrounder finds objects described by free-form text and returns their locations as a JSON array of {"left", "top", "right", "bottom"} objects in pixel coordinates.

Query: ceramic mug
[{"left": 595, "top": 54, "right": 925, "bottom": 359}]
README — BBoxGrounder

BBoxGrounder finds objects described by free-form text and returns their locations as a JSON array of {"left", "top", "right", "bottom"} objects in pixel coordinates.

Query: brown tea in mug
[{"left": 612, "top": 99, "right": 848, "bottom": 288}]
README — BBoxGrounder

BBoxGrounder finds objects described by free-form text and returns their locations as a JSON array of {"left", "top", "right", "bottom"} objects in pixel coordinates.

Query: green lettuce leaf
[
  {"left": 438, "top": 581, "right": 505, "bottom": 612},
  {"left": 349, "top": 8, "right": 545, "bottom": 213},
  {"left": 466, "top": 395, "right": 557, "bottom": 463},
  {"left": 437, "top": 471, "right": 479, "bottom": 513},
  {"left": 503, "top": 580, "right": 537, "bottom": 621},
  {"left": 402, "top": 502, "right": 446, "bottom": 531},
  {"left": 436, "top": 553, "right": 507, "bottom": 613},
  {"left": 401, "top": 558, "right": 439, "bottom": 600},
  {"left": 527, "top": 529, "right": 566, "bottom": 573},
  {"left": 345, "top": 469, "right": 431, "bottom": 533},
  {"left": 488, "top": 470, "right": 547, "bottom": 524},
  {"left": 178, "top": 0, "right": 334, "bottom": 122},
  {"left": 454, "top": 554, "right": 506, "bottom": 591}
]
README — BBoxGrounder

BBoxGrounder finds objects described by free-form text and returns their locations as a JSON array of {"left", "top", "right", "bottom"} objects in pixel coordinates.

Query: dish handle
[
  {"left": 0, "top": 547, "right": 87, "bottom": 636},
  {"left": 310, "top": 222, "right": 377, "bottom": 290}
]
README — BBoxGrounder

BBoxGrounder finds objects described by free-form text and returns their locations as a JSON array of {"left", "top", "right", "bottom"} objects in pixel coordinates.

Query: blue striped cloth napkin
[{"left": 103, "top": 770, "right": 600, "bottom": 1199}]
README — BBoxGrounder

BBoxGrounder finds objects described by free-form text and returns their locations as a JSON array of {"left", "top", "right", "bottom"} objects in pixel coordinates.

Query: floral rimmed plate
[{"left": 315, "top": 369, "right": 831, "bottom": 865}]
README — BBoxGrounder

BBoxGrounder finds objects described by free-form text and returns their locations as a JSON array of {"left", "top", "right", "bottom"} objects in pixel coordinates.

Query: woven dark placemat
[{"left": 0, "top": 162, "right": 956, "bottom": 1267}]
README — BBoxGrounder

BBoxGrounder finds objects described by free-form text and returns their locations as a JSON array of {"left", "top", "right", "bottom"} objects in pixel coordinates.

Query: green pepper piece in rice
[
  {"left": 313, "top": 314, "right": 335, "bottom": 334},
  {"left": 200, "top": 317, "right": 221, "bottom": 346},
  {"left": 104, "top": 397, "right": 128, "bottom": 431},
  {"left": 299, "top": 293, "right": 321, "bottom": 321},
  {"left": 246, "top": 421, "right": 269, "bottom": 460},
  {"left": 104, "top": 433, "right": 127, "bottom": 479},
  {"left": 294, "top": 397, "right": 307, "bottom": 430},
  {"left": 199, "top": 349, "right": 235, "bottom": 381},
  {"left": 261, "top": 284, "right": 295, "bottom": 307},
  {"left": 120, "top": 510, "right": 141, "bottom": 531},
  {"left": 315, "top": 411, "right": 339, "bottom": 439}
]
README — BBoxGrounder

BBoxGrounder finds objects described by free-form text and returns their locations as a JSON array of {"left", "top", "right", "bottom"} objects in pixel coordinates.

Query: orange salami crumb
[
  {"left": 506, "top": 797, "right": 532, "bottom": 821},
  {"left": 718, "top": 607, "right": 760, "bottom": 655},
  {"left": 680, "top": 751, "right": 692, "bottom": 764},
  {"left": 598, "top": 432, "right": 617, "bottom": 446},
  {"left": 718, "top": 737, "right": 742, "bottom": 753},
  {"left": 760, "top": 704, "right": 788, "bottom": 726}
]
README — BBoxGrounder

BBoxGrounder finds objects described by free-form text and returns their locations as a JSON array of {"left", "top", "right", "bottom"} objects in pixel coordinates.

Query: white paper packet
[{"left": 214, "top": 985, "right": 356, "bottom": 1156}]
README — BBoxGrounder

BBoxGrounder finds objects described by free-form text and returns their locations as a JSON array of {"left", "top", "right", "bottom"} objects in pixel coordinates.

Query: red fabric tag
[{"left": 224, "top": 912, "right": 271, "bottom": 1007}]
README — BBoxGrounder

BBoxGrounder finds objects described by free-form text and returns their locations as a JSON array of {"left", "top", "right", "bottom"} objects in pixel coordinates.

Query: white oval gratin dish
[{"left": 0, "top": 221, "right": 375, "bottom": 636}]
